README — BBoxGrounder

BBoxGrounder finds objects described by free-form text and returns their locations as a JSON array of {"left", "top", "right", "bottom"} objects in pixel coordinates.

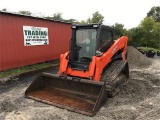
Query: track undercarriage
[{"left": 101, "top": 60, "right": 129, "bottom": 97}]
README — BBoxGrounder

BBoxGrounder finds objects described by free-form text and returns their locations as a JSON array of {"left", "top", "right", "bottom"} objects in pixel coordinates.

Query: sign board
[{"left": 23, "top": 26, "right": 49, "bottom": 46}]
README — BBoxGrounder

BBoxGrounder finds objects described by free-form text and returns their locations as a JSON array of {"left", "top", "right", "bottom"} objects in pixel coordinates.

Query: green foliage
[
  {"left": 79, "top": 11, "right": 104, "bottom": 24},
  {"left": 147, "top": 6, "right": 160, "bottom": 22},
  {"left": 44, "top": 11, "right": 104, "bottom": 24},
  {"left": 137, "top": 47, "right": 160, "bottom": 52},
  {"left": 88, "top": 11, "right": 104, "bottom": 23},
  {"left": 19, "top": 11, "right": 32, "bottom": 16},
  {"left": 44, "top": 16, "right": 53, "bottom": 20},
  {"left": 79, "top": 20, "right": 86, "bottom": 24},
  {"left": 128, "top": 6, "right": 160, "bottom": 48},
  {"left": 64, "top": 19, "right": 78, "bottom": 24},
  {"left": 140, "top": 17, "right": 158, "bottom": 48},
  {"left": 44, "top": 12, "right": 63, "bottom": 21},
  {"left": 1, "top": 8, "right": 7, "bottom": 11},
  {"left": 128, "top": 17, "right": 160, "bottom": 49},
  {"left": 52, "top": 12, "right": 63, "bottom": 21},
  {"left": 44, "top": 13, "right": 78, "bottom": 23},
  {"left": 112, "top": 23, "right": 127, "bottom": 39},
  {"left": 127, "top": 27, "right": 144, "bottom": 46}
]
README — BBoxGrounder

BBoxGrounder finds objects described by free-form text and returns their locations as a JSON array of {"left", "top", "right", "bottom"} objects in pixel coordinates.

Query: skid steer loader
[{"left": 25, "top": 24, "right": 129, "bottom": 116}]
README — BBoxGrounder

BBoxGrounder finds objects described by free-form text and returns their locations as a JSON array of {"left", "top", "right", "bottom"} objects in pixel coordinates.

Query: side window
[
  {"left": 100, "top": 29, "right": 112, "bottom": 41},
  {"left": 99, "top": 29, "right": 113, "bottom": 52}
]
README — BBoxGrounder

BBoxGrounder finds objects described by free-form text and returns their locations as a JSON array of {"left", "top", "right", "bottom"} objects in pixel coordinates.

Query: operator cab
[{"left": 69, "top": 24, "right": 114, "bottom": 71}]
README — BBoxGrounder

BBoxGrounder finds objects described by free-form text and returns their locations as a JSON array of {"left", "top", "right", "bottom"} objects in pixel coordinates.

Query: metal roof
[{"left": 0, "top": 11, "right": 71, "bottom": 24}]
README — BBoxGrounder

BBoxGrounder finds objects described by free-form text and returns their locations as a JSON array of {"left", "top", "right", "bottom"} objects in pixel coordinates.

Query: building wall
[{"left": 0, "top": 12, "right": 71, "bottom": 71}]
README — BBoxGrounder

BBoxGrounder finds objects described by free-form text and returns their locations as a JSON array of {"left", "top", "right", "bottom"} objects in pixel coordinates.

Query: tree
[
  {"left": 88, "top": 11, "right": 104, "bottom": 24},
  {"left": 147, "top": 6, "right": 160, "bottom": 22},
  {"left": 32, "top": 12, "right": 45, "bottom": 18},
  {"left": 127, "top": 17, "right": 160, "bottom": 48},
  {"left": 128, "top": 17, "right": 160, "bottom": 48},
  {"left": 64, "top": 19, "right": 78, "bottom": 24},
  {"left": 1, "top": 8, "right": 7, "bottom": 11},
  {"left": 112, "top": 23, "right": 127, "bottom": 39},
  {"left": 19, "top": 11, "right": 32, "bottom": 16},
  {"left": 52, "top": 12, "right": 63, "bottom": 21},
  {"left": 79, "top": 20, "right": 87, "bottom": 24},
  {"left": 44, "top": 12, "right": 63, "bottom": 21},
  {"left": 140, "top": 17, "right": 157, "bottom": 47},
  {"left": 44, "top": 16, "right": 53, "bottom": 20},
  {"left": 127, "top": 27, "right": 145, "bottom": 47},
  {"left": 79, "top": 11, "right": 104, "bottom": 24}
]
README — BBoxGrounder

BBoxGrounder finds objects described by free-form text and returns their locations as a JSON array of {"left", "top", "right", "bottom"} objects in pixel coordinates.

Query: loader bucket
[{"left": 25, "top": 72, "right": 107, "bottom": 116}]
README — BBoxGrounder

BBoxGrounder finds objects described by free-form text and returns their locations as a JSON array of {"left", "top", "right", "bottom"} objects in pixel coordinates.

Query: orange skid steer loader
[{"left": 25, "top": 24, "right": 129, "bottom": 116}]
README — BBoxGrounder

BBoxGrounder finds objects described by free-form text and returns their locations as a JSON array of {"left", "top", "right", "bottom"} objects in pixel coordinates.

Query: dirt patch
[
  {"left": 127, "top": 46, "right": 152, "bottom": 68},
  {"left": 0, "top": 99, "right": 17, "bottom": 113},
  {"left": 5, "top": 111, "right": 31, "bottom": 120}
]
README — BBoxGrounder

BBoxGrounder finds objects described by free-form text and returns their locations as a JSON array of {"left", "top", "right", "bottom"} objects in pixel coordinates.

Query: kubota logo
[{"left": 112, "top": 45, "right": 118, "bottom": 54}]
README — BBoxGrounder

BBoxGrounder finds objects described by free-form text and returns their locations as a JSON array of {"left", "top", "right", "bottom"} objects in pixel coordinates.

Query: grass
[
  {"left": 0, "top": 60, "right": 59, "bottom": 79},
  {"left": 137, "top": 47, "right": 160, "bottom": 52}
]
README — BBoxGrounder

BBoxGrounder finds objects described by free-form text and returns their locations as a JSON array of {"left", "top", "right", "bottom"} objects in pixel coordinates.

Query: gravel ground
[
  {"left": 0, "top": 47, "right": 160, "bottom": 120},
  {"left": 127, "top": 46, "right": 152, "bottom": 68}
]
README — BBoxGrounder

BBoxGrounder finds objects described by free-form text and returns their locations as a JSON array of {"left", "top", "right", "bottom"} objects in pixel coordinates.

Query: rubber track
[{"left": 101, "top": 60, "right": 127, "bottom": 93}]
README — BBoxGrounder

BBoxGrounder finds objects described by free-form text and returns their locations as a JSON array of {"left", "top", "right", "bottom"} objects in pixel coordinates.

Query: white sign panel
[{"left": 23, "top": 26, "right": 49, "bottom": 46}]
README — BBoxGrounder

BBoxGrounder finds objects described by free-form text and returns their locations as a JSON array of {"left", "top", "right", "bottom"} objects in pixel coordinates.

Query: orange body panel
[{"left": 59, "top": 36, "right": 128, "bottom": 81}]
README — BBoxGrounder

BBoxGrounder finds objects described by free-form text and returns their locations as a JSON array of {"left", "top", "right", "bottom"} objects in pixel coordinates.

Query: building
[{"left": 0, "top": 11, "right": 71, "bottom": 71}]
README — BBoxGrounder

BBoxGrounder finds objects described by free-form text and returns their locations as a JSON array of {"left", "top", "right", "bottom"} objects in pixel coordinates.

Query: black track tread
[
  {"left": 101, "top": 60, "right": 128, "bottom": 97},
  {"left": 101, "top": 60, "right": 127, "bottom": 81}
]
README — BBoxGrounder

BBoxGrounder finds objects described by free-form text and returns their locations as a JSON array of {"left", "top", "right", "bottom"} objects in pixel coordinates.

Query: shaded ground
[{"left": 0, "top": 47, "right": 160, "bottom": 120}]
